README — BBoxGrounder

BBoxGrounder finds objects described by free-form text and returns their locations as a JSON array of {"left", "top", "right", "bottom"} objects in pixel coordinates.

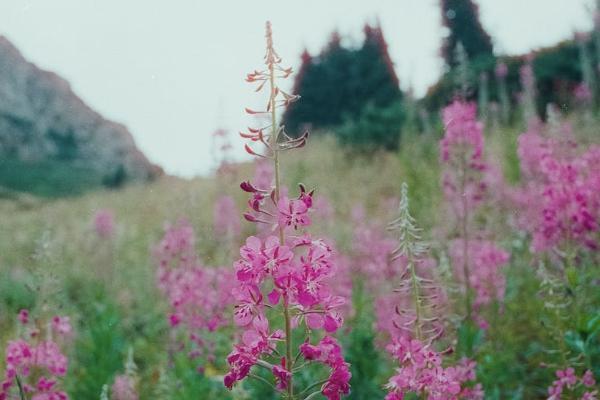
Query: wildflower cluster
[
  {"left": 154, "top": 220, "right": 235, "bottom": 363},
  {"left": 547, "top": 367, "right": 597, "bottom": 400},
  {"left": 385, "top": 337, "right": 483, "bottom": 400},
  {"left": 440, "top": 101, "right": 486, "bottom": 218},
  {"left": 384, "top": 184, "right": 482, "bottom": 399},
  {"left": 1, "top": 310, "right": 72, "bottom": 400},
  {"left": 515, "top": 121, "right": 600, "bottom": 254},
  {"left": 440, "top": 100, "right": 509, "bottom": 322},
  {"left": 224, "top": 22, "right": 350, "bottom": 399}
]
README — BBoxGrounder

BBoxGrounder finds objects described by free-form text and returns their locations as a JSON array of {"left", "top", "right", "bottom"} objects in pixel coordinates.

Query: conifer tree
[
  {"left": 283, "top": 23, "right": 403, "bottom": 142},
  {"left": 441, "top": 0, "right": 494, "bottom": 68}
]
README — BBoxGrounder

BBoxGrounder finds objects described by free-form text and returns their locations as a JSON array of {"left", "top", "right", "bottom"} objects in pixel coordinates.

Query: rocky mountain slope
[{"left": 0, "top": 36, "right": 161, "bottom": 195}]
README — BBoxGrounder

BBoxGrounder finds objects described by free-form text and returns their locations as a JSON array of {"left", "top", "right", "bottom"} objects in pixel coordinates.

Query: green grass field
[{"left": 0, "top": 118, "right": 598, "bottom": 399}]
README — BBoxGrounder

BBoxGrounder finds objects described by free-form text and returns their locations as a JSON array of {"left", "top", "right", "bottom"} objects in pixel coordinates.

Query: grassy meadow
[{"left": 0, "top": 116, "right": 599, "bottom": 399}]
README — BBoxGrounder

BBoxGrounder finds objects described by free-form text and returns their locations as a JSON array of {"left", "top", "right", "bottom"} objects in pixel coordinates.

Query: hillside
[{"left": 0, "top": 36, "right": 161, "bottom": 197}]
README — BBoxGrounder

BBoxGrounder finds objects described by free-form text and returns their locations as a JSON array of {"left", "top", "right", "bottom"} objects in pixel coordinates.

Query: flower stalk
[
  {"left": 226, "top": 21, "right": 350, "bottom": 400},
  {"left": 265, "top": 21, "right": 294, "bottom": 398}
]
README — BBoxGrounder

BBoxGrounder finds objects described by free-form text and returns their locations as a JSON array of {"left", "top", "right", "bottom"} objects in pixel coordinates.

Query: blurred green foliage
[{"left": 0, "top": 157, "right": 104, "bottom": 198}]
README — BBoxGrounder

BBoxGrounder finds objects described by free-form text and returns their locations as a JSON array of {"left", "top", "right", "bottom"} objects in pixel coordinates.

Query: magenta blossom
[
  {"left": 153, "top": 221, "right": 235, "bottom": 368},
  {"left": 385, "top": 337, "right": 482, "bottom": 400},
  {"left": 547, "top": 367, "right": 596, "bottom": 400},
  {"left": 1, "top": 312, "right": 70, "bottom": 400},
  {"left": 514, "top": 123, "right": 600, "bottom": 253},
  {"left": 440, "top": 101, "right": 488, "bottom": 221}
]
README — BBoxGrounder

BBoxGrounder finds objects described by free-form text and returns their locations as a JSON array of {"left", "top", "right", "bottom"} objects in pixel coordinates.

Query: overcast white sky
[{"left": 0, "top": 0, "right": 595, "bottom": 176}]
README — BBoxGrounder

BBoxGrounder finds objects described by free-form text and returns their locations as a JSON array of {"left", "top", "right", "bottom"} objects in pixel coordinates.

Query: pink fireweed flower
[
  {"left": 278, "top": 196, "right": 311, "bottom": 229},
  {"left": 242, "top": 182, "right": 314, "bottom": 232},
  {"left": 272, "top": 359, "right": 291, "bottom": 390},
  {"left": 226, "top": 21, "right": 349, "bottom": 397},
  {"left": 385, "top": 337, "right": 482, "bottom": 400},
  {"left": 514, "top": 122, "right": 600, "bottom": 253},
  {"left": 299, "top": 336, "right": 351, "bottom": 400},
  {"left": 582, "top": 370, "right": 596, "bottom": 387},
  {"left": 440, "top": 101, "right": 488, "bottom": 221},
  {"left": 1, "top": 312, "right": 70, "bottom": 400},
  {"left": 225, "top": 315, "right": 284, "bottom": 389},
  {"left": 234, "top": 235, "right": 293, "bottom": 286},
  {"left": 233, "top": 283, "right": 265, "bottom": 327},
  {"left": 4, "top": 339, "right": 33, "bottom": 379},
  {"left": 51, "top": 316, "right": 72, "bottom": 338},
  {"left": 440, "top": 101, "right": 484, "bottom": 166},
  {"left": 35, "top": 341, "right": 68, "bottom": 376},
  {"left": 439, "top": 101, "right": 508, "bottom": 326},
  {"left": 153, "top": 221, "right": 235, "bottom": 367},
  {"left": 18, "top": 309, "right": 29, "bottom": 325},
  {"left": 94, "top": 209, "right": 115, "bottom": 238},
  {"left": 547, "top": 368, "right": 596, "bottom": 400},
  {"left": 32, "top": 376, "right": 67, "bottom": 400},
  {"left": 153, "top": 219, "right": 196, "bottom": 271}
]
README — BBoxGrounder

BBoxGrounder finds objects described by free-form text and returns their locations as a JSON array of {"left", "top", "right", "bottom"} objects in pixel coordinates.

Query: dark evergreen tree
[
  {"left": 282, "top": 23, "right": 403, "bottom": 145},
  {"left": 441, "top": 0, "right": 494, "bottom": 68}
]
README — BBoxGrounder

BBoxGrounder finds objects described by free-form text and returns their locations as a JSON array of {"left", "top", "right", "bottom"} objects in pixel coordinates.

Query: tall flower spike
[
  {"left": 226, "top": 22, "right": 349, "bottom": 400},
  {"left": 388, "top": 183, "right": 444, "bottom": 343},
  {"left": 440, "top": 100, "right": 488, "bottom": 321},
  {"left": 384, "top": 184, "right": 482, "bottom": 399}
]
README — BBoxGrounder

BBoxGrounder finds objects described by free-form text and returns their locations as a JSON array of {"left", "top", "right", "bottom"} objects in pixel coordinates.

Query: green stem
[
  {"left": 409, "top": 253, "right": 423, "bottom": 341},
  {"left": 249, "top": 373, "right": 276, "bottom": 390},
  {"left": 298, "top": 379, "right": 328, "bottom": 397},
  {"left": 303, "top": 391, "right": 323, "bottom": 400},
  {"left": 16, "top": 374, "right": 27, "bottom": 400},
  {"left": 256, "top": 359, "right": 277, "bottom": 370},
  {"left": 268, "top": 34, "right": 294, "bottom": 399},
  {"left": 459, "top": 152, "right": 472, "bottom": 322}
]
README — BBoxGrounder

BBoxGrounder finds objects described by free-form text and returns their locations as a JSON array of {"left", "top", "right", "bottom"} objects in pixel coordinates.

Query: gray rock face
[{"left": 0, "top": 36, "right": 161, "bottom": 182}]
